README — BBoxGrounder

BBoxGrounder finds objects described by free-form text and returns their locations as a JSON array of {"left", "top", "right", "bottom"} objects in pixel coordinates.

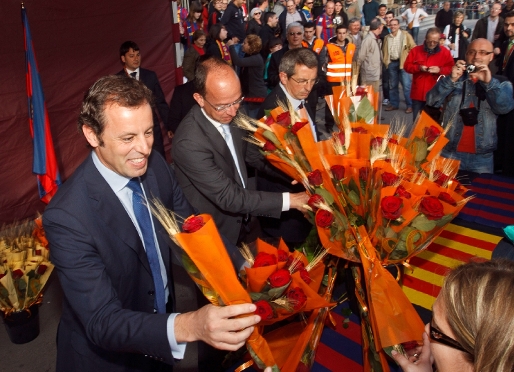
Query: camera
[{"left": 466, "top": 64, "right": 476, "bottom": 73}]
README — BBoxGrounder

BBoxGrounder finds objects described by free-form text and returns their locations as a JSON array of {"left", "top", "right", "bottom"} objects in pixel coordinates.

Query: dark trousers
[{"left": 382, "top": 63, "right": 389, "bottom": 100}]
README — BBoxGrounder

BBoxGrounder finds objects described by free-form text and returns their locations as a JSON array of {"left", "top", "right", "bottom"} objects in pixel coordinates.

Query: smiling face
[
  {"left": 287, "top": 26, "right": 304, "bottom": 48},
  {"left": 454, "top": 14, "right": 464, "bottom": 26},
  {"left": 268, "top": 14, "right": 279, "bottom": 27},
  {"left": 195, "top": 35, "right": 207, "bottom": 48},
  {"left": 121, "top": 48, "right": 141, "bottom": 70},
  {"left": 287, "top": 0, "right": 296, "bottom": 13},
  {"left": 385, "top": 13, "right": 394, "bottom": 25},
  {"left": 84, "top": 103, "right": 154, "bottom": 178},
  {"left": 465, "top": 39, "right": 494, "bottom": 65},
  {"left": 426, "top": 298, "right": 474, "bottom": 372}
]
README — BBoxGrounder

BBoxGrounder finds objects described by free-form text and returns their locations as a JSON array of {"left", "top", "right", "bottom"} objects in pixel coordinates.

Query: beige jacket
[
  {"left": 357, "top": 32, "right": 382, "bottom": 82},
  {"left": 382, "top": 30, "right": 416, "bottom": 70}
]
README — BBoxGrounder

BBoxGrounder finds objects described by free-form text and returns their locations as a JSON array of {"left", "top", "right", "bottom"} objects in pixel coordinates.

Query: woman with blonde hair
[{"left": 393, "top": 259, "right": 514, "bottom": 372}]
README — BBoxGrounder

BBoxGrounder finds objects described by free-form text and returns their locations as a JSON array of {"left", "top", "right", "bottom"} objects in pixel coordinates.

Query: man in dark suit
[
  {"left": 172, "top": 57, "right": 309, "bottom": 246},
  {"left": 257, "top": 48, "right": 330, "bottom": 246},
  {"left": 117, "top": 41, "right": 169, "bottom": 159},
  {"left": 43, "top": 75, "right": 262, "bottom": 372},
  {"left": 167, "top": 79, "right": 197, "bottom": 135}
]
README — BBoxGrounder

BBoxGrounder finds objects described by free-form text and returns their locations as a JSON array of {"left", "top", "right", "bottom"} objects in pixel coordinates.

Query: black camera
[{"left": 459, "top": 107, "right": 479, "bottom": 126}]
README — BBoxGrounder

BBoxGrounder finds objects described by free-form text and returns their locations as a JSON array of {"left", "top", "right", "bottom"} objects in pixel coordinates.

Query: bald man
[
  {"left": 172, "top": 57, "right": 308, "bottom": 245},
  {"left": 426, "top": 38, "right": 514, "bottom": 173}
]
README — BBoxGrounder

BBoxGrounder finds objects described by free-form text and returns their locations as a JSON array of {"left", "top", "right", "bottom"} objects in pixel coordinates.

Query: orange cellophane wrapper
[
  {"left": 33, "top": 216, "right": 49, "bottom": 248},
  {"left": 347, "top": 132, "right": 371, "bottom": 159},
  {"left": 175, "top": 215, "right": 276, "bottom": 368},
  {"left": 262, "top": 309, "right": 320, "bottom": 372},
  {"left": 408, "top": 111, "right": 449, "bottom": 163},
  {"left": 356, "top": 226, "right": 425, "bottom": 350},
  {"left": 260, "top": 152, "right": 305, "bottom": 182},
  {"left": 420, "top": 156, "right": 461, "bottom": 181},
  {"left": 317, "top": 220, "right": 360, "bottom": 262}
]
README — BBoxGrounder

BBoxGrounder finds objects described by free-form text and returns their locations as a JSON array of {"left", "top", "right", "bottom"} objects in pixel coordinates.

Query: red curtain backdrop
[{"left": 0, "top": 0, "right": 176, "bottom": 225}]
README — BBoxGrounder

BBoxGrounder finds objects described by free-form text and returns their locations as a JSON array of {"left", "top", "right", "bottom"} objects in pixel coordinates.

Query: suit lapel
[
  {"left": 194, "top": 106, "right": 246, "bottom": 187},
  {"left": 83, "top": 155, "right": 152, "bottom": 276}
]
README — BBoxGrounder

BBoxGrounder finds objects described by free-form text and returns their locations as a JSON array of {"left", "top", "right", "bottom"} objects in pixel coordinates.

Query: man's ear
[
  {"left": 82, "top": 125, "right": 101, "bottom": 148},
  {"left": 121, "top": 55, "right": 126, "bottom": 65},
  {"left": 193, "top": 93, "right": 205, "bottom": 107},
  {"left": 279, "top": 71, "right": 289, "bottom": 86}
]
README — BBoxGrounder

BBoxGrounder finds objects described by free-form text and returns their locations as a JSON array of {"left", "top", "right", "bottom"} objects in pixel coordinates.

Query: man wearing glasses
[
  {"left": 256, "top": 48, "right": 329, "bottom": 247},
  {"left": 172, "top": 57, "right": 309, "bottom": 245},
  {"left": 426, "top": 38, "right": 514, "bottom": 173},
  {"left": 404, "top": 28, "right": 454, "bottom": 122}
]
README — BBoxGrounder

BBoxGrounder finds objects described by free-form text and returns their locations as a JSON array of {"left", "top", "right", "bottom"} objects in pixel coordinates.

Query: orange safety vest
[
  {"left": 302, "top": 38, "right": 325, "bottom": 54},
  {"left": 326, "top": 43, "right": 355, "bottom": 83}
]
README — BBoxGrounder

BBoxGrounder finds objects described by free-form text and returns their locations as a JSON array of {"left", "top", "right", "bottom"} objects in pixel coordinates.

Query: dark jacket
[
  {"left": 229, "top": 46, "right": 267, "bottom": 98},
  {"left": 259, "top": 24, "right": 280, "bottom": 58},
  {"left": 247, "top": 18, "right": 262, "bottom": 35},
  {"left": 435, "top": 9, "right": 453, "bottom": 30},
  {"left": 278, "top": 10, "right": 307, "bottom": 41},
  {"left": 362, "top": 0, "right": 379, "bottom": 25},
  {"left": 221, "top": 2, "right": 246, "bottom": 41}
]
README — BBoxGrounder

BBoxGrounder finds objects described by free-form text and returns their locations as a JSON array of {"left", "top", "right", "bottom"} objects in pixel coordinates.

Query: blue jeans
[
  {"left": 408, "top": 27, "right": 420, "bottom": 44},
  {"left": 441, "top": 150, "right": 494, "bottom": 174},
  {"left": 412, "top": 99, "right": 425, "bottom": 122},
  {"left": 388, "top": 61, "right": 412, "bottom": 109}
]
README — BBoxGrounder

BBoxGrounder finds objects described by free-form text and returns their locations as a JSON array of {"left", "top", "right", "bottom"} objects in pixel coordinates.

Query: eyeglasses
[
  {"left": 290, "top": 76, "right": 319, "bottom": 86},
  {"left": 429, "top": 323, "right": 470, "bottom": 354},
  {"left": 289, "top": 31, "right": 303, "bottom": 36},
  {"left": 254, "top": 12, "right": 262, "bottom": 14},
  {"left": 203, "top": 96, "right": 244, "bottom": 112},
  {"left": 465, "top": 50, "right": 494, "bottom": 57},
  {"left": 306, "top": 2, "right": 314, "bottom": 4}
]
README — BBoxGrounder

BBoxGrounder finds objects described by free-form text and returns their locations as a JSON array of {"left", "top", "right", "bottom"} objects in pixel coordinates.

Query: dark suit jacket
[
  {"left": 172, "top": 105, "right": 284, "bottom": 244},
  {"left": 278, "top": 11, "right": 307, "bottom": 42},
  {"left": 168, "top": 80, "right": 197, "bottom": 134},
  {"left": 43, "top": 152, "right": 194, "bottom": 371},
  {"left": 117, "top": 68, "right": 169, "bottom": 157}
]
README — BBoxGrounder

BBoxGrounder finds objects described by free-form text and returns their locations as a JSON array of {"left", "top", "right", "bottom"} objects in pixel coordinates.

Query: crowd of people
[{"left": 41, "top": 1, "right": 514, "bottom": 372}]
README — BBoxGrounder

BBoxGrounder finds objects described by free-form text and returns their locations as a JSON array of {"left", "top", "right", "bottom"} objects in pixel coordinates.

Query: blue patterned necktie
[{"left": 126, "top": 178, "right": 166, "bottom": 313}]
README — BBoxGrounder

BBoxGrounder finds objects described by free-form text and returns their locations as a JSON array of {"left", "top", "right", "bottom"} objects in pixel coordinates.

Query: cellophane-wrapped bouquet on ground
[
  {"left": 0, "top": 216, "right": 54, "bottom": 315},
  {"left": 149, "top": 203, "right": 334, "bottom": 372},
  {"left": 232, "top": 85, "right": 472, "bottom": 371}
]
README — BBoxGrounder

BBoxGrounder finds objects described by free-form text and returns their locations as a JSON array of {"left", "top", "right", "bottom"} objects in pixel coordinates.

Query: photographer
[{"left": 426, "top": 38, "right": 514, "bottom": 174}]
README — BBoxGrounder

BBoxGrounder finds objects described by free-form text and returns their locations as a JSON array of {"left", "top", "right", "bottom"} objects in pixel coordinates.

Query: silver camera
[{"left": 466, "top": 64, "right": 477, "bottom": 73}]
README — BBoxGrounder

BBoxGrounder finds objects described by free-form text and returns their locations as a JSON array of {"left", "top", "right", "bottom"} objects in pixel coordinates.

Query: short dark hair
[
  {"left": 389, "top": 18, "right": 400, "bottom": 25},
  {"left": 279, "top": 48, "right": 318, "bottom": 77},
  {"left": 192, "top": 29, "right": 206, "bottom": 43},
  {"left": 506, "top": 10, "right": 514, "bottom": 18},
  {"left": 378, "top": 4, "right": 387, "bottom": 9},
  {"left": 304, "top": 21, "right": 316, "bottom": 30},
  {"left": 119, "top": 41, "right": 139, "bottom": 57},
  {"left": 336, "top": 24, "right": 347, "bottom": 32},
  {"left": 267, "top": 37, "right": 283, "bottom": 50},
  {"left": 385, "top": 10, "right": 394, "bottom": 16},
  {"left": 194, "top": 56, "right": 232, "bottom": 96},
  {"left": 208, "top": 23, "right": 226, "bottom": 41},
  {"left": 369, "top": 17, "right": 382, "bottom": 31},
  {"left": 263, "top": 11, "right": 276, "bottom": 25},
  {"left": 78, "top": 75, "right": 154, "bottom": 145}
]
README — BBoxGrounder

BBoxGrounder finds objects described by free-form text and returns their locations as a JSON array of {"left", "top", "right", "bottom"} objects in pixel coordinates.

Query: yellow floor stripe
[
  {"left": 433, "top": 236, "right": 494, "bottom": 258},
  {"left": 402, "top": 287, "right": 436, "bottom": 310},
  {"left": 445, "top": 223, "right": 503, "bottom": 244},
  {"left": 416, "top": 250, "right": 467, "bottom": 269},
  {"left": 404, "top": 266, "right": 446, "bottom": 287}
]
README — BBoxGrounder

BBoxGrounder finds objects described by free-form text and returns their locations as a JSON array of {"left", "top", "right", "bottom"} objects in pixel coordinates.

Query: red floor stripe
[
  {"left": 427, "top": 243, "right": 476, "bottom": 262},
  {"left": 470, "top": 185, "right": 514, "bottom": 201},
  {"left": 465, "top": 198, "right": 514, "bottom": 216},
  {"left": 460, "top": 205, "right": 514, "bottom": 224},
  {"left": 438, "top": 230, "right": 497, "bottom": 251},
  {"left": 315, "top": 343, "right": 364, "bottom": 371},
  {"left": 408, "top": 256, "right": 453, "bottom": 276},
  {"left": 330, "top": 312, "right": 362, "bottom": 345},
  {"left": 403, "top": 275, "right": 441, "bottom": 298},
  {"left": 473, "top": 177, "right": 514, "bottom": 190}
]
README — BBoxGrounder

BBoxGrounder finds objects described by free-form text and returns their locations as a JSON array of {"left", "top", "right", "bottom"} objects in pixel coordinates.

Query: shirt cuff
[
  {"left": 282, "top": 192, "right": 290, "bottom": 212},
  {"left": 167, "top": 313, "right": 187, "bottom": 359}
]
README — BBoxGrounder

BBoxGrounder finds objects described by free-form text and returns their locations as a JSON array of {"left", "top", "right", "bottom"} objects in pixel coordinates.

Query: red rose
[
  {"left": 277, "top": 249, "right": 289, "bottom": 262},
  {"left": 315, "top": 210, "right": 334, "bottom": 228},
  {"left": 276, "top": 112, "right": 291, "bottom": 126},
  {"left": 286, "top": 287, "right": 307, "bottom": 311},
  {"left": 438, "top": 192, "right": 457, "bottom": 206},
  {"left": 381, "top": 196, "right": 403, "bottom": 220},
  {"left": 268, "top": 268, "right": 291, "bottom": 288},
  {"left": 424, "top": 125, "right": 441, "bottom": 144},
  {"left": 395, "top": 185, "right": 412, "bottom": 199},
  {"left": 402, "top": 341, "right": 419, "bottom": 351},
  {"left": 264, "top": 115, "right": 275, "bottom": 125},
  {"left": 253, "top": 252, "right": 277, "bottom": 268},
  {"left": 262, "top": 141, "right": 277, "bottom": 152},
  {"left": 299, "top": 268, "right": 312, "bottom": 284},
  {"left": 370, "top": 137, "right": 384, "bottom": 148},
  {"left": 352, "top": 127, "right": 368, "bottom": 134},
  {"left": 337, "top": 131, "right": 345, "bottom": 144},
  {"left": 36, "top": 264, "right": 47, "bottom": 276},
  {"left": 382, "top": 172, "right": 400, "bottom": 186},
  {"left": 307, "top": 194, "right": 325, "bottom": 210},
  {"left": 355, "top": 86, "right": 367, "bottom": 96},
  {"left": 291, "top": 121, "right": 308, "bottom": 134},
  {"left": 12, "top": 269, "right": 24, "bottom": 280},
  {"left": 388, "top": 138, "right": 399, "bottom": 145},
  {"left": 359, "top": 167, "right": 369, "bottom": 181},
  {"left": 330, "top": 165, "right": 345, "bottom": 181},
  {"left": 308, "top": 169, "right": 323, "bottom": 186},
  {"left": 434, "top": 170, "right": 450, "bottom": 186},
  {"left": 254, "top": 300, "right": 274, "bottom": 320},
  {"left": 182, "top": 215, "right": 205, "bottom": 233},
  {"left": 286, "top": 256, "right": 305, "bottom": 271},
  {"left": 420, "top": 196, "right": 445, "bottom": 220}
]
